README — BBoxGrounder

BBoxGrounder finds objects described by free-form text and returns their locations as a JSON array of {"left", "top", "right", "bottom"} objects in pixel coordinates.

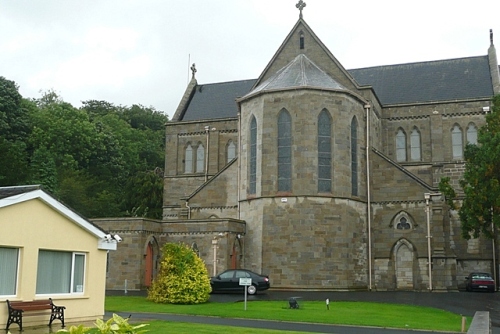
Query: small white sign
[{"left": 239, "top": 278, "right": 252, "bottom": 286}]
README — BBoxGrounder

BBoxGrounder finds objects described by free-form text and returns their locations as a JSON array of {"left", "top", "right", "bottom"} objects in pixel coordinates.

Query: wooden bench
[{"left": 5, "top": 298, "right": 65, "bottom": 331}]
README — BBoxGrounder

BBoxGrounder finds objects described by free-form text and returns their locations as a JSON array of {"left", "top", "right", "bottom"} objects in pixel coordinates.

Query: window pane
[
  {"left": 452, "top": 126, "right": 463, "bottom": 159},
  {"left": 249, "top": 117, "right": 257, "bottom": 194},
  {"left": 318, "top": 110, "right": 332, "bottom": 193},
  {"left": 351, "top": 117, "right": 358, "bottom": 196},
  {"left": 185, "top": 145, "right": 193, "bottom": 173},
  {"left": 467, "top": 124, "right": 477, "bottom": 145},
  {"left": 227, "top": 141, "right": 236, "bottom": 162},
  {"left": 278, "top": 110, "right": 292, "bottom": 192},
  {"left": 196, "top": 145, "right": 205, "bottom": 172},
  {"left": 36, "top": 250, "right": 72, "bottom": 294},
  {"left": 396, "top": 130, "right": 406, "bottom": 162},
  {"left": 410, "top": 129, "right": 421, "bottom": 161},
  {"left": 73, "top": 254, "right": 85, "bottom": 293},
  {"left": 0, "top": 247, "right": 19, "bottom": 296}
]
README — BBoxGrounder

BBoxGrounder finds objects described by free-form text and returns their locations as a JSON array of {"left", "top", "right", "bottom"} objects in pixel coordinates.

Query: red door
[{"left": 144, "top": 243, "right": 154, "bottom": 287}]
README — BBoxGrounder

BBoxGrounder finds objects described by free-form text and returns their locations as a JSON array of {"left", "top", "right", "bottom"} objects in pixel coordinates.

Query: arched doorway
[
  {"left": 394, "top": 239, "right": 414, "bottom": 290},
  {"left": 230, "top": 237, "right": 242, "bottom": 269},
  {"left": 144, "top": 236, "right": 159, "bottom": 288}
]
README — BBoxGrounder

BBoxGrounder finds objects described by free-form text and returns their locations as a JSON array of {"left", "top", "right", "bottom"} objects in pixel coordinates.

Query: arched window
[
  {"left": 351, "top": 117, "right": 358, "bottom": 196},
  {"left": 452, "top": 125, "right": 463, "bottom": 159},
  {"left": 467, "top": 124, "right": 477, "bottom": 145},
  {"left": 318, "top": 109, "right": 332, "bottom": 192},
  {"left": 278, "top": 109, "right": 292, "bottom": 192},
  {"left": 410, "top": 128, "right": 421, "bottom": 161},
  {"left": 196, "top": 143, "right": 205, "bottom": 173},
  {"left": 185, "top": 144, "right": 193, "bottom": 173},
  {"left": 392, "top": 212, "right": 413, "bottom": 230},
  {"left": 396, "top": 129, "right": 406, "bottom": 162},
  {"left": 227, "top": 140, "right": 236, "bottom": 163},
  {"left": 249, "top": 116, "right": 257, "bottom": 195}
]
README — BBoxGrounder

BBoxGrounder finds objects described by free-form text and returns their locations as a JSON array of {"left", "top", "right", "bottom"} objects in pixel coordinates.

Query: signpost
[{"left": 239, "top": 277, "right": 252, "bottom": 310}]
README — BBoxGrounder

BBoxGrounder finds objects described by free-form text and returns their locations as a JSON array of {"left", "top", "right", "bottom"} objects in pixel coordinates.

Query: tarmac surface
[{"left": 11, "top": 289, "right": 500, "bottom": 333}]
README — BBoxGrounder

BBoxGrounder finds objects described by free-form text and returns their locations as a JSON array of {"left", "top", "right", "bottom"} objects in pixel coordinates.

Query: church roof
[
  {"left": 178, "top": 55, "right": 494, "bottom": 121},
  {"left": 180, "top": 79, "right": 256, "bottom": 121},
  {"left": 244, "top": 54, "right": 346, "bottom": 98},
  {"left": 349, "top": 55, "right": 494, "bottom": 105}
]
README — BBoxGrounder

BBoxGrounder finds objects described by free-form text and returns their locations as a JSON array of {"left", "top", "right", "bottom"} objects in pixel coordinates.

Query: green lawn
[{"left": 106, "top": 296, "right": 470, "bottom": 333}]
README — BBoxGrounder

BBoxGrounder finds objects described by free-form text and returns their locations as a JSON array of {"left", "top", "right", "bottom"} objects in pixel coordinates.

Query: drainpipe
[
  {"left": 492, "top": 218, "right": 497, "bottom": 291},
  {"left": 237, "top": 111, "right": 241, "bottom": 220},
  {"left": 205, "top": 126, "right": 210, "bottom": 182},
  {"left": 424, "top": 193, "right": 432, "bottom": 291},
  {"left": 212, "top": 237, "right": 218, "bottom": 276},
  {"left": 364, "top": 103, "right": 372, "bottom": 291}
]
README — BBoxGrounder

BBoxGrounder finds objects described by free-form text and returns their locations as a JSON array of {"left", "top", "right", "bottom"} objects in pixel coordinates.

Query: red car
[{"left": 465, "top": 272, "right": 495, "bottom": 292}]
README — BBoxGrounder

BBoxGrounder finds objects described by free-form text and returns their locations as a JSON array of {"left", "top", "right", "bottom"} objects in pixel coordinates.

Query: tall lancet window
[
  {"left": 196, "top": 143, "right": 205, "bottom": 173},
  {"left": 351, "top": 117, "right": 358, "bottom": 196},
  {"left": 396, "top": 129, "right": 406, "bottom": 162},
  {"left": 299, "top": 31, "right": 304, "bottom": 49},
  {"left": 410, "top": 128, "right": 421, "bottom": 161},
  {"left": 249, "top": 116, "right": 257, "bottom": 195},
  {"left": 227, "top": 140, "right": 236, "bottom": 163},
  {"left": 278, "top": 109, "right": 292, "bottom": 192},
  {"left": 318, "top": 110, "right": 332, "bottom": 193},
  {"left": 467, "top": 123, "right": 478, "bottom": 145},
  {"left": 185, "top": 144, "right": 193, "bottom": 173},
  {"left": 452, "top": 125, "right": 463, "bottom": 159}
]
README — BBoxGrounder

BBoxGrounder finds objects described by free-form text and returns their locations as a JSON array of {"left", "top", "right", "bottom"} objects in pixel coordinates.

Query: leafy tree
[
  {"left": 148, "top": 243, "right": 211, "bottom": 304},
  {"left": 0, "top": 77, "right": 33, "bottom": 186},
  {"left": 440, "top": 95, "right": 500, "bottom": 239},
  {"left": 124, "top": 168, "right": 164, "bottom": 219}
]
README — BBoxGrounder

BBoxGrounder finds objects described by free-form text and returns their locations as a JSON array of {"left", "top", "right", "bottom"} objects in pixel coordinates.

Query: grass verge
[{"left": 106, "top": 296, "right": 469, "bottom": 332}]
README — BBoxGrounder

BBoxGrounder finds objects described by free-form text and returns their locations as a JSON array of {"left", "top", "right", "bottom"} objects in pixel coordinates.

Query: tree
[
  {"left": 440, "top": 95, "right": 500, "bottom": 239},
  {"left": 148, "top": 243, "right": 211, "bottom": 304},
  {"left": 0, "top": 77, "right": 32, "bottom": 185}
]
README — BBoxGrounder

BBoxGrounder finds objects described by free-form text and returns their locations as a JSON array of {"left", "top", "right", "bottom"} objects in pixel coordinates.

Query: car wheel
[{"left": 247, "top": 285, "right": 257, "bottom": 295}]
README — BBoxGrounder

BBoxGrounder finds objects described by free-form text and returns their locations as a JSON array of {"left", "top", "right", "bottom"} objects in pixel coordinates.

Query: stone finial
[
  {"left": 191, "top": 63, "right": 197, "bottom": 79},
  {"left": 491, "top": 29, "right": 494, "bottom": 46},
  {"left": 296, "top": 0, "right": 306, "bottom": 19}
]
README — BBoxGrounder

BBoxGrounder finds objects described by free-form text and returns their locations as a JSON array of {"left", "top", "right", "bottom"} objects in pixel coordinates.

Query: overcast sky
[{"left": 1, "top": 1, "right": 499, "bottom": 118}]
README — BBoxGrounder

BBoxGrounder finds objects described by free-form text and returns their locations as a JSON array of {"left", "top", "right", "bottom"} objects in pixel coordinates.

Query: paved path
[{"left": 106, "top": 289, "right": 500, "bottom": 333}]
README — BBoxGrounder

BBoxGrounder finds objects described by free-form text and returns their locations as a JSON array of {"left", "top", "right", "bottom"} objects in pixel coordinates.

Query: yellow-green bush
[{"left": 147, "top": 242, "right": 211, "bottom": 304}]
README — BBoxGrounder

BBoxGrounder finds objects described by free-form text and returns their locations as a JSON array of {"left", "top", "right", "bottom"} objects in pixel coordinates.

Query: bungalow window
[
  {"left": 36, "top": 250, "right": 86, "bottom": 295},
  {"left": 0, "top": 247, "right": 19, "bottom": 296}
]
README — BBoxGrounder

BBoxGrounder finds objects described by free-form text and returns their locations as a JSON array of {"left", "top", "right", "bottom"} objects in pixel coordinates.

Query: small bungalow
[{"left": 0, "top": 185, "right": 118, "bottom": 330}]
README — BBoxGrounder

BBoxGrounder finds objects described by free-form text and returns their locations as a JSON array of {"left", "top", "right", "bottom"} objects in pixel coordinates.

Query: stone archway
[
  {"left": 143, "top": 236, "right": 159, "bottom": 288},
  {"left": 394, "top": 239, "right": 415, "bottom": 290}
]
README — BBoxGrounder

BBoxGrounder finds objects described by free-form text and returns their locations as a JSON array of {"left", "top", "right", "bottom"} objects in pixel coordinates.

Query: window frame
[
  {"left": 318, "top": 109, "right": 332, "bottom": 193},
  {"left": 0, "top": 247, "right": 20, "bottom": 297},
  {"left": 278, "top": 109, "right": 292, "bottom": 192},
  {"left": 351, "top": 117, "right": 358, "bottom": 196},
  {"left": 396, "top": 129, "right": 406, "bottom": 162},
  {"left": 36, "top": 250, "right": 86, "bottom": 296},
  {"left": 451, "top": 125, "right": 463, "bottom": 160},
  {"left": 410, "top": 127, "right": 421, "bottom": 161}
]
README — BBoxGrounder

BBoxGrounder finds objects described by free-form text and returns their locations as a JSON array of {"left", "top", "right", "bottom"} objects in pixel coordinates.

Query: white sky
[{"left": 1, "top": 0, "right": 499, "bottom": 119}]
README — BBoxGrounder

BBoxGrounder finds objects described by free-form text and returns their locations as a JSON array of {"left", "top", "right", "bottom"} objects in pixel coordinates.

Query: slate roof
[
  {"left": 180, "top": 79, "right": 256, "bottom": 121},
  {"left": 245, "top": 54, "right": 346, "bottom": 97},
  {"left": 349, "top": 55, "right": 494, "bottom": 105},
  {"left": 178, "top": 55, "right": 494, "bottom": 121}
]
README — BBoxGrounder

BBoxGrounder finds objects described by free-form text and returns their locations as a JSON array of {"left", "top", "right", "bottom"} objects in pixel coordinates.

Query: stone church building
[{"left": 94, "top": 8, "right": 500, "bottom": 292}]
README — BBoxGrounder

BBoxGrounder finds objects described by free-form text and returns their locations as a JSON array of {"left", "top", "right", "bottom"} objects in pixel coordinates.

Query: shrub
[
  {"left": 147, "top": 242, "right": 211, "bottom": 304},
  {"left": 57, "top": 313, "right": 148, "bottom": 333}
]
